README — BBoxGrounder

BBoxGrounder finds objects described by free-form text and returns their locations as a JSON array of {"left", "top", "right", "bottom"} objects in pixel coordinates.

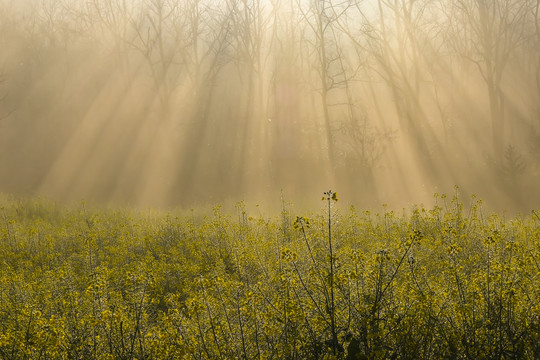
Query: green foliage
[{"left": 0, "top": 192, "right": 540, "bottom": 359}]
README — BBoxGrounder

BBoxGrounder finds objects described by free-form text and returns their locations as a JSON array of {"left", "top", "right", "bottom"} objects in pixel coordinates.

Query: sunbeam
[{"left": 0, "top": 0, "right": 538, "bottom": 212}]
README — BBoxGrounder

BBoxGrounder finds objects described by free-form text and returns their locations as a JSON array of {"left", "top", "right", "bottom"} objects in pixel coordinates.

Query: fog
[{"left": 0, "top": 0, "right": 539, "bottom": 212}]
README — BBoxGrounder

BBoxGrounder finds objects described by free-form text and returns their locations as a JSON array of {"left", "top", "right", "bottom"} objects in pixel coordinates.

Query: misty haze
[
  {"left": 1, "top": 0, "right": 539, "bottom": 211},
  {"left": 4, "top": 1, "right": 540, "bottom": 359}
]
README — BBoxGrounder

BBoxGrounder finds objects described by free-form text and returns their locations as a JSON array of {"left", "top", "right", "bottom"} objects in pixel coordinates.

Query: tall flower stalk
[{"left": 323, "top": 190, "right": 339, "bottom": 355}]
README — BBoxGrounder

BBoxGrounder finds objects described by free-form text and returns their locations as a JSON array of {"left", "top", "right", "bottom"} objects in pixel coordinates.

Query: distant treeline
[{"left": 0, "top": 0, "right": 539, "bottom": 210}]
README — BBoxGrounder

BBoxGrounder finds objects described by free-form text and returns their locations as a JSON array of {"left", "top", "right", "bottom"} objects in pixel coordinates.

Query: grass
[{"left": 0, "top": 191, "right": 539, "bottom": 359}]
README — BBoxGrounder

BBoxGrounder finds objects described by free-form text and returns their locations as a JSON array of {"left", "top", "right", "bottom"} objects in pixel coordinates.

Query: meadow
[{"left": 1, "top": 191, "right": 539, "bottom": 359}]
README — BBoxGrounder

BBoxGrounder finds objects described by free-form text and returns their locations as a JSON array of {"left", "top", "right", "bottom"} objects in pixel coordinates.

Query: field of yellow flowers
[{"left": 1, "top": 191, "right": 539, "bottom": 359}]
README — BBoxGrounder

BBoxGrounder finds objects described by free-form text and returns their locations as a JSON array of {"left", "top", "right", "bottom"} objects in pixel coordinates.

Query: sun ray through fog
[{"left": 0, "top": 0, "right": 538, "bottom": 212}]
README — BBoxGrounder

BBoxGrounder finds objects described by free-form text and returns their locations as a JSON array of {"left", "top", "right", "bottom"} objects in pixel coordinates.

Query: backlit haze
[{"left": 1, "top": 0, "right": 539, "bottom": 212}]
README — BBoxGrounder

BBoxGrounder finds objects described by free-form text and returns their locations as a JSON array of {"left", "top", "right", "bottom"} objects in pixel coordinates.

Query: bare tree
[
  {"left": 123, "top": 0, "right": 186, "bottom": 113},
  {"left": 223, "top": 0, "right": 271, "bottom": 192},
  {"left": 82, "top": 0, "right": 137, "bottom": 78},
  {"left": 296, "top": 0, "right": 361, "bottom": 168},
  {"left": 371, "top": 1, "right": 443, "bottom": 162},
  {"left": 532, "top": 0, "right": 540, "bottom": 128},
  {"left": 447, "top": 0, "right": 530, "bottom": 159},
  {"left": 172, "top": 1, "right": 239, "bottom": 201}
]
